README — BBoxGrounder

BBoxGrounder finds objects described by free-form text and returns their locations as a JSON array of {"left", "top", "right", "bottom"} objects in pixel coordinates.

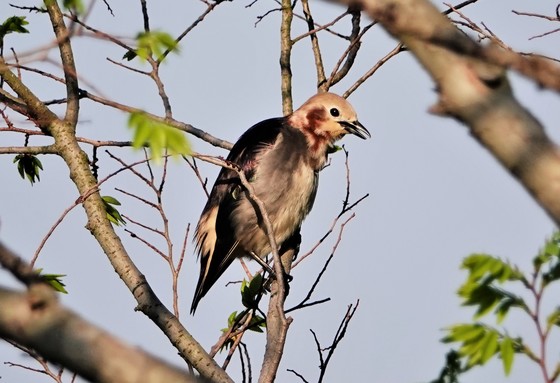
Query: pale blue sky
[{"left": 1, "top": 1, "right": 559, "bottom": 382}]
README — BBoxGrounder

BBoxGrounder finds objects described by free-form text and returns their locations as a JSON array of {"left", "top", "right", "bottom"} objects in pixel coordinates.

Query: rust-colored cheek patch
[
  {"left": 306, "top": 107, "right": 328, "bottom": 130},
  {"left": 301, "top": 107, "right": 331, "bottom": 154}
]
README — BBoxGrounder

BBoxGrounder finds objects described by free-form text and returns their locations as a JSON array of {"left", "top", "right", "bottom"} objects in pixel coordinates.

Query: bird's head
[{"left": 288, "top": 93, "right": 370, "bottom": 152}]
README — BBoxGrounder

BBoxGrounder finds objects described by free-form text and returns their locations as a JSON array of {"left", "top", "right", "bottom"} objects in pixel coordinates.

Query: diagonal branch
[
  {"left": 45, "top": 0, "right": 79, "bottom": 127},
  {"left": 193, "top": 152, "right": 292, "bottom": 383},
  {"left": 353, "top": 0, "right": 560, "bottom": 226},
  {"left": 84, "top": 90, "right": 233, "bottom": 149},
  {"left": 326, "top": 9, "right": 362, "bottom": 89},
  {"left": 0, "top": 246, "right": 201, "bottom": 383},
  {"left": 300, "top": 0, "right": 326, "bottom": 91}
]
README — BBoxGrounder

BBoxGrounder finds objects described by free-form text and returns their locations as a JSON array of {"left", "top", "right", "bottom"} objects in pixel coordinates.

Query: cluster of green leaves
[
  {"left": 219, "top": 275, "right": 268, "bottom": 351},
  {"left": 439, "top": 232, "right": 560, "bottom": 380},
  {"left": 128, "top": 112, "right": 191, "bottom": 163},
  {"left": 61, "top": 0, "right": 85, "bottom": 14},
  {"left": 241, "top": 273, "right": 265, "bottom": 310},
  {"left": 37, "top": 269, "right": 68, "bottom": 294},
  {"left": 123, "top": 31, "right": 179, "bottom": 62},
  {"left": 0, "top": 16, "right": 29, "bottom": 42},
  {"left": 219, "top": 309, "right": 266, "bottom": 351},
  {"left": 458, "top": 254, "right": 526, "bottom": 322},
  {"left": 102, "top": 196, "right": 126, "bottom": 226},
  {"left": 13, "top": 154, "right": 43, "bottom": 185}
]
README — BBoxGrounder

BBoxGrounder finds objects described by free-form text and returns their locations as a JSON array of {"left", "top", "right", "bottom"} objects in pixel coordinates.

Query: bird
[{"left": 191, "top": 92, "right": 370, "bottom": 314}]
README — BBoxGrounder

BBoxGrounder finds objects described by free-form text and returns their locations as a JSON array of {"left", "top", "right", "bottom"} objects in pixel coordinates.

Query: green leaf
[
  {"left": 101, "top": 195, "right": 121, "bottom": 205},
  {"left": 123, "top": 31, "right": 179, "bottom": 62},
  {"left": 224, "top": 310, "right": 238, "bottom": 330},
  {"left": 458, "top": 254, "right": 527, "bottom": 322},
  {"left": 127, "top": 111, "right": 191, "bottom": 163},
  {"left": 533, "top": 232, "right": 560, "bottom": 270},
  {"left": 480, "top": 330, "right": 499, "bottom": 364},
  {"left": 546, "top": 307, "right": 560, "bottom": 330},
  {"left": 543, "top": 261, "right": 560, "bottom": 286},
  {"left": 462, "top": 254, "right": 523, "bottom": 284},
  {"left": 0, "top": 16, "right": 29, "bottom": 39},
  {"left": 494, "top": 295, "right": 526, "bottom": 324},
  {"left": 444, "top": 324, "right": 507, "bottom": 370},
  {"left": 241, "top": 274, "right": 265, "bottom": 309},
  {"left": 500, "top": 336, "right": 515, "bottom": 375},
  {"left": 246, "top": 314, "right": 266, "bottom": 333},
  {"left": 37, "top": 270, "right": 68, "bottom": 294},
  {"left": 62, "top": 0, "right": 85, "bottom": 14},
  {"left": 102, "top": 196, "right": 126, "bottom": 226},
  {"left": 13, "top": 154, "right": 43, "bottom": 185},
  {"left": 442, "top": 324, "right": 485, "bottom": 344}
]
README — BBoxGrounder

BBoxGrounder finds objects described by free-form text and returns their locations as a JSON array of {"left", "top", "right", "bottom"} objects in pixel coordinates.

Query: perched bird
[{"left": 191, "top": 92, "right": 370, "bottom": 314}]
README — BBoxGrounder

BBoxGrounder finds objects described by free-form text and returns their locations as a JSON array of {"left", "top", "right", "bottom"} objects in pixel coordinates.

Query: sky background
[{"left": 1, "top": 0, "right": 559, "bottom": 382}]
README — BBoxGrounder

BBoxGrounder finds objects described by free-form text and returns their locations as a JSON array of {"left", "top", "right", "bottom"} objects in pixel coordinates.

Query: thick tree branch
[
  {"left": 352, "top": 0, "right": 560, "bottom": 226},
  {"left": 0, "top": 244, "right": 200, "bottom": 382},
  {"left": 0, "top": 287, "right": 204, "bottom": 383},
  {"left": 0, "top": 58, "right": 57, "bottom": 133}
]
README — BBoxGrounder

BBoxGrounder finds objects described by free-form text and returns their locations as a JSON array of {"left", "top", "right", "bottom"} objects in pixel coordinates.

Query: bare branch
[
  {"left": 159, "top": 2, "right": 221, "bottom": 62},
  {"left": 301, "top": 0, "right": 326, "bottom": 90},
  {"left": 280, "top": 0, "right": 294, "bottom": 114},
  {"left": 317, "top": 301, "right": 360, "bottom": 382},
  {"left": 45, "top": 1, "right": 79, "bottom": 127},
  {"left": 289, "top": 214, "right": 356, "bottom": 313},
  {"left": 84, "top": 90, "right": 233, "bottom": 149},
  {"left": 291, "top": 12, "right": 348, "bottom": 44},
  {"left": 140, "top": 0, "right": 150, "bottom": 32},
  {"left": 326, "top": 10, "right": 362, "bottom": 89}
]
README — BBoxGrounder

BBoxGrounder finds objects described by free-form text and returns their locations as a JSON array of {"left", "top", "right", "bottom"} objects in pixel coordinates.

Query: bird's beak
[{"left": 339, "top": 120, "right": 371, "bottom": 139}]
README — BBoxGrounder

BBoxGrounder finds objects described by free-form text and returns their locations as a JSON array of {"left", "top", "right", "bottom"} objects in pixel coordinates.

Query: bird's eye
[{"left": 330, "top": 108, "right": 340, "bottom": 117}]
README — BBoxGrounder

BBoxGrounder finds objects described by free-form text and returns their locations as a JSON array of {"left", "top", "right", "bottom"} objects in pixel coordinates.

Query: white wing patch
[{"left": 195, "top": 206, "right": 218, "bottom": 260}]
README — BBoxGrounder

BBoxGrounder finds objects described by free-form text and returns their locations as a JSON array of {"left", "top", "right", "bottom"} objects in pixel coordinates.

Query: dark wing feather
[{"left": 191, "top": 117, "right": 285, "bottom": 313}]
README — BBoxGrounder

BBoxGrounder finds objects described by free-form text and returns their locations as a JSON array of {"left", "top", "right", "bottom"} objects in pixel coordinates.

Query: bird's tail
[{"left": 190, "top": 241, "right": 241, "bottom": 314}]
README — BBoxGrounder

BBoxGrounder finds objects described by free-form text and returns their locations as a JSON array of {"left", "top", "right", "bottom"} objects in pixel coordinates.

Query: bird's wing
[{"left": 191, "top": 118, "right": 285, "bottom": 313}]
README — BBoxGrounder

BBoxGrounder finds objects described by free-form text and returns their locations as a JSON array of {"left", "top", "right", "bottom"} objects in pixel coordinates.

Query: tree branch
[
  {"left": 0, "top": 246, "right": 201, "bottom": 383},
  {"left": 45, "top": 0, "right": 80, "bottom": 127},
  {"left": 84, "top": 90, "right": 233, "bottom": 150},
  {"left": 0, "top": 45, "right": 233, "bottom": 383},
  {"left": 193, "top": 153, "right": 293, "bottom": 383},
  {"left": 326, "top": 9, "right": 361, "bottom": 89},
  {"left": 301, "top": 0, "right": 327, "bottom": 91},
  {"left": 353, "top": 0, "right": 560, "bottom": 226},
  {"left": 280, "top": 0, "right": 294, "bottom": 114},
  {"left": 0, "top": 58, "right": 58, "bottom": 133}
]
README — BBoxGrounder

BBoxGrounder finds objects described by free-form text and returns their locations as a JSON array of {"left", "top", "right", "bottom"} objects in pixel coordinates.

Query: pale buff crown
[{"left": 287, "top": 92, "right": 369, "bottom": 141}]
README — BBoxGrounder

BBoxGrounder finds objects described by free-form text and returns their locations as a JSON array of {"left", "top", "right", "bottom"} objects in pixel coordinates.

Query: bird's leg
[
  {"left": 248, "top": 251, "right": 276, "bottom": 276},
  {"left": 249, "top": 251, "right": 293, "bottom": 296}
]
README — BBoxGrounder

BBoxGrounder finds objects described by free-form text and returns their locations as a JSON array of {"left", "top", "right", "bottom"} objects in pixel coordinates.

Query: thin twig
[
  {"left": 288, "top": 214, "right": 355, "bottom": 312},
  {"left": 300, "top": 0, "right": 327, "bottom": 90}
]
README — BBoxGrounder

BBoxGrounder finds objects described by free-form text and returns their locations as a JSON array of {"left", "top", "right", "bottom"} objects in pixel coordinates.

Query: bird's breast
[{"left": 231, "top": 128, "right": 320, "bottom": 257}]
